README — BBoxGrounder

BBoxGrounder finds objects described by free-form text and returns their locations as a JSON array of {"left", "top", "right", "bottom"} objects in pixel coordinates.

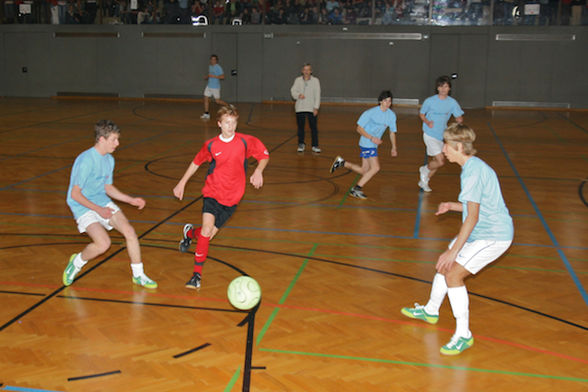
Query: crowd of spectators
[{"left": 2, "top": 0, "right": 587, "bottom": 25}]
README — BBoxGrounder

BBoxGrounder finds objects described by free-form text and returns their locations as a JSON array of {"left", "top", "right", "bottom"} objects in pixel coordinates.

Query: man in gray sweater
[{"left": 290, "top": 63, "right": 321, "bottom": 153}]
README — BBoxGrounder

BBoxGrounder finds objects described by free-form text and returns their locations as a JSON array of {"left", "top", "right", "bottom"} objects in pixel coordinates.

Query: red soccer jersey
[{"left": 193, "top": 132, "right": 269, "bottom": 207}]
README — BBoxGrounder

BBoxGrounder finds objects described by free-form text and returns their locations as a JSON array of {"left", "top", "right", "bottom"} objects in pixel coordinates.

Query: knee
[
  {"left": 444, "top": 269, "right": 463, "bottom": 287},
  {"left": 201, "top": 224, "right": 214, "bottom": 238},
  {"left": 95, "top": 237, "right": 111, "bottom": 253},
  {"left": 121, "top": 225, "right": 137, "bottom": 240},
  {"left": 371, "top": 164, "right": 380, "bottom": 174}
]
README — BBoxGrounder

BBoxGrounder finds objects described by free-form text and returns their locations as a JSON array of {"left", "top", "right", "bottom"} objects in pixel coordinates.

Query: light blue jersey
[
  {"left": 207, "top": 64, "right": 224, "bottom": 90},
  {"left": 66, "top": 147, "right": 114, "bottom": 219},
  {"left": 459, "top": 156, "right": 513, "bottom": 242},
  {"left": 420, "top": 95, "right": 464, "bottom": 141},
  {"left": 357, "top": 106, "right": 397, "bottom": 148}
]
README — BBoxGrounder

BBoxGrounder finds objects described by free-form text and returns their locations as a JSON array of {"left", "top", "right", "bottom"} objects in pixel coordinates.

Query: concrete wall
[{"left": 0, "top": 24, "right": 586, "bottom": 108}]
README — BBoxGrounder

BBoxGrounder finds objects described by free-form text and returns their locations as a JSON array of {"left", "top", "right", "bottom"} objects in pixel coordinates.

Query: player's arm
[
  {"left": 250, "top": 157, "right": 269, "bottom": 189},
  {"left": 71, "top": 185, "right": 115, "bottom": 219},
  {"left": 105, "top": 184, "right": 145, "bottom": 210},
  {"left": 389, "top": 130, "right": 397, "bottom": 157},
  {"left": 173, "top": 162, "right": 200, "bottom": 201},
  {"left": 313, "top": 80, "right": 321, "bottom": 116},
  {"left": 291, "top": 78, "right": 302, "bottom": 100},
  {"left": 435, "top": 202, "right": 463, "bottom": 215},
  {"left": 436, "top": 201, "right": 479, "bottom": 274},
  {"left": 419, "top": 112, "right": 433, "bottom": 128},
  {"left": 356, "top": 125, "right": 382, "bottom": 145}
]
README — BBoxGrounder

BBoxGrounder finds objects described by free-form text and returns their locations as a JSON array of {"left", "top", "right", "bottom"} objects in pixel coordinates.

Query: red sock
[
  {"left": 193, "top": 233, "right": 210, "bottom": 274},
  {"left": 187, "top": 226, "right": 201, "bottom": 239}
]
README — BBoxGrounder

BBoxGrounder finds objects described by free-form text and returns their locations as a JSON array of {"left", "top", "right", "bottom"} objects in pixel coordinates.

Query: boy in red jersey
[{"left": 173, "top": 105, "right": 269, "bottom": 289}]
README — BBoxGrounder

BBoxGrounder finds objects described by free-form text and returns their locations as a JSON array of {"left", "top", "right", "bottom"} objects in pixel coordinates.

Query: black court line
[
  {"left": 579, "top": 179, "right": 588, "bottom": 208},
  {"left": 0, "top": 290, "right": 45, "bottom": 297},
  {"left": 56, "top": 295, "right": 242, "bottom": 314},
  {"left": 68, "top": 370, "right": 121, "bottom": 381},
  {"left": 173, "top": 342, "right": 211, "bottom": 358},
  {"left": 251, "top": 366, "right": 266, "bottom": 370}
]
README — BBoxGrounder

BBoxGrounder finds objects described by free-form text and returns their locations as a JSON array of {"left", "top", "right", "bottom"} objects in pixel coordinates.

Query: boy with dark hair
[
  {"left": 63, "top": 120, "right": 157, "bottom": 288},
  {"left": 329, "top": 90, "right": 398, "bottom": 199},
  {"left": 173, "top": 105, "right": 270, "bottom": 289}
]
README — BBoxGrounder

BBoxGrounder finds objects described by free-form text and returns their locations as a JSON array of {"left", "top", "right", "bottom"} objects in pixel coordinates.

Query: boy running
[
  {"left": 63, "top": 120, "right": 157, "bottom": 288},
  {"left": 173, "top": 105, "right": 269, "bottom": 289}
]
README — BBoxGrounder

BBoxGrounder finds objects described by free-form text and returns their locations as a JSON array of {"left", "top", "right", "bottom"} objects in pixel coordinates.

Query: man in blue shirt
[
  {"left": 201, "top": 54, "right": 227, "bottom": 120},
  {"left": 418, "top": 75, "right": 464, "bottom": 192},
  {"left": 330, "top": 90, "right": 398, "bottom": 199},
  {"left": 401, "top": 123, "right": 513, "bottom": 355},
  {"left": 63, "top": 120, "right": 157, "bottom": 289}
]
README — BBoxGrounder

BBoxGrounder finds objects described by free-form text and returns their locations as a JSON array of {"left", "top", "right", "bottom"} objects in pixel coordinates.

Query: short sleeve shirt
[
  {"left": 459, "top": 156, "right": 514, "bottom": 242},
  {"left": 420, "top": 95, "right": 464, "bottom": 141},
  {"left": 66, "top": 147, "right": 114, "bottom": 219},
  {"left": 357, "top": 106, "right": 397, "bottom": 148},
  {"left": 207, "top": 64, "right": 224, "bottom": 90}
]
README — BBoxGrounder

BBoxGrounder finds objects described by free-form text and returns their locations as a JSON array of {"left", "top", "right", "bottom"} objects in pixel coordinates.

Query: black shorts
[{"left": 202, "top": 197, "right": 237, "bottom": 229}]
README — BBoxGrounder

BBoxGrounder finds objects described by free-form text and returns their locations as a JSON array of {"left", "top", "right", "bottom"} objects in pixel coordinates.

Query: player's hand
[
  {"left": 391, "top": 147, "right": 397, "bottom": 157},
  {"left": 371, "top": 137, "right": 383, "bottom": 145},
  {"left": 313, "top": 109, "right": 318, "bottom": 116},
  {"left": 130, "top": 197, "right": 146, "bottom": 210},
  {"left": 173, "top": 183, "right": 185, "bottom": 200},
  {"left": 427, "top": 120, "right": 434, "bottom": 128},
  {"left": 250, "top": 170, "right": 264, "bottom": 189},
  {"left": 435, "top": 202, "right": 452, "bottom": 216},
  {"left": 299, "top": 94, "right": 305, "bottom": 99},
  {"left": 436, "top": 249, "right": 456, "bottom": 274},
  {"left": 98, "top": 206, "right": 114, "bottom": 219}
]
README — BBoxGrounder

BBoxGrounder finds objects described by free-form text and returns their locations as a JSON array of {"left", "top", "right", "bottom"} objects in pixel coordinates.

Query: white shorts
[
  {"left": 449, "top": 238, "right": 512, "bottom": 274},
  {"left": 75, "top": 202, "right": 120, "bottom": 233},
  {"left": 203, "top": 86, "right": 221, "bottom": 100},
  {"left": 423, "top": 133, "right": 444, "bottom": 156}
]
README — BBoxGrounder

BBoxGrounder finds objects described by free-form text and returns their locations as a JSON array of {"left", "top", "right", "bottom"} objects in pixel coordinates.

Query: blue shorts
[{"left": 359, "top": 147, "right": 378, "bottom": 159}]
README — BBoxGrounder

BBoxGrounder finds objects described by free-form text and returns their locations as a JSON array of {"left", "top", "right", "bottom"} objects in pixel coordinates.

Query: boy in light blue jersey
[
  {"left": 418, "top": 75, "right": 464, "bottom": 192},
  {"left": 201, "top": 54, "right": 227, "bottom": 120},
  {"left": 63, "top": 120, "right": 157, "bottom": 289},
  {"left": 330, "top": 90, "right": 398, "bottom": 199},
  {"left": 401, "top": 123, "right": 513, "bottom": 355}
]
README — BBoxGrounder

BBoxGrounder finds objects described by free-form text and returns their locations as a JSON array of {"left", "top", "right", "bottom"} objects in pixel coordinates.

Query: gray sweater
[{"left": 290, "top": 75, "right": 321, "bottom": 113}]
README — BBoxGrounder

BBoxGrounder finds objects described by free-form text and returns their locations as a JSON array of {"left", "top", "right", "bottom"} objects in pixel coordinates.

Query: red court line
[{"left": 2, "top": 280, "right": 586, "bottom": 365}]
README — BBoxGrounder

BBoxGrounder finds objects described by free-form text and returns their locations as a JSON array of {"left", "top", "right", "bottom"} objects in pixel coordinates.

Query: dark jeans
[{"left": 296, "top": 111, "right": 319, "bottom": 147}]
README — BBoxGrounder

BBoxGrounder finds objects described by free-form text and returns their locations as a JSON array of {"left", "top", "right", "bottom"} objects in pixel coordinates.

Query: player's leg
[
  {"left": 213, "top": 89, "right": 227, "bottom": 108},
  {"left": 419, "top": 134, "right": 443, "bottom": 192},
  {"left": 356, "top": 156, "right": 380, "bottom": 187},
  {"left": 109, "top": 209, "right": 157, "bottom": 288},
  {"left": 63, "top": 222, "right": 110, "bottom": 286},
  {"left": 186, "top": 212, "right": 216, "bottom": 289},
  {"left": 201, "top": 87, "right": 211, "bottom": 119},
  {"left": 400, "top": 272, "right": 446, "bottom": 324},
  {"left": 309, "top": 113, "right": 320, "bottom": 152},
  {"left": 427, "top": 153, "right": 445, "bottom": 179},
  {"left": 296, "top": 112, "right": 306, "bottom": 152}
]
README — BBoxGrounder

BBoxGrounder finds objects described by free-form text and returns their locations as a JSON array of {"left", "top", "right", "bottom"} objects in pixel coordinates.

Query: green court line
[
  {"left": 223, "top": 366, "right": 241, "bottom": 392},
  {"left": 256, "top": 244, "right": 317, "bottom": 346},
  {"left": 259, "top": 348, "right": 588, "bottom": 383},
  {"left": 337, "top": 174, "right": 360, "bottom": 208}
]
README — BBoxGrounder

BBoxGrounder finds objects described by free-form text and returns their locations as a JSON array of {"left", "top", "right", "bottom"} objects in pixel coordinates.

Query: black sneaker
[
  {"left": 297, "top": 143, "right": 305, "bottom": 152},
  {"left": 185, "top": 272, "right": 201, "bottom": 289},
  {"left": 349, "top": 187, "right": 367, "bottom": 199},
  {"left": 179, "top": 223, "right": 193, "bottom": 253},
  {"left": 330, "top": 156, "right": 345, "bottom": 173}
]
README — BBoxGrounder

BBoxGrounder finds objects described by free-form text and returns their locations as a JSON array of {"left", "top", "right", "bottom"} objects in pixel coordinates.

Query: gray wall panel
[{"left": 0, "top": 25, "right": 586, "bottom": 108}]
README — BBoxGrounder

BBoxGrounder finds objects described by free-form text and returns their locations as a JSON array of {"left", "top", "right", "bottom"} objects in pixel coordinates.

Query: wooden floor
[{"left": 0, "top": 98, "right": 587, "bottom": 392}]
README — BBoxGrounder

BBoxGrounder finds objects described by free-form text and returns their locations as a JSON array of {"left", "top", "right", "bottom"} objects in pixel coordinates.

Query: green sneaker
[
  {"left": 400, "top": 303, "right": 439, "bottom": 324},
  {"left": 63, "top": 253, "right": 80, "bottom": 286},
  {"left": 440, "top": 335, "right": 474, "bottom": 355},
  {"left": 133, "top": 274, "right": 158, "bottom": 289}
]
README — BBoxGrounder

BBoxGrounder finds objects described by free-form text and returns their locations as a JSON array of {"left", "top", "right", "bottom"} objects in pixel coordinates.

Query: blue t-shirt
[
  {"left": 207, "top": 64, "right": 224, "bottom": 90},
  {"left": 459, "top": 156, "right": 513, "bottom": 242},
  {"left": 357, "top": 106, "right": 397, "bottom": 148},
  {"left": 66, "top": 147, "right": 114, "bottom": 219},
  {"left": 420, "top": 95, "right": 464, "bottom": 141}
]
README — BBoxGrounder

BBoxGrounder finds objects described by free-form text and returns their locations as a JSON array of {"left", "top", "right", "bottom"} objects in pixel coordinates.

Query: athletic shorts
[
  {"left": 202, "top": 197, "right": 237, "bottom": 229},
  {"left": 359, "top": 147, "right": 378, "bottom": 159},
  {"left": 423, "top": 133, "right": 444, "bottom": 156},
  {"left": 449, "top": 238, "right": 513, "bottom": 274},
  {"left": 203, "top": 86, "right": 221, "bottom": 100},
  {"left": 75, "top": 201, "right": 120, "bottom": 233}
]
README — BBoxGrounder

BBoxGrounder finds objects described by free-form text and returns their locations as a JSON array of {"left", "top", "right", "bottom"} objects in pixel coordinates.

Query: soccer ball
[{"left": 227, "top": 276, "right": 261, "bottom": 310}]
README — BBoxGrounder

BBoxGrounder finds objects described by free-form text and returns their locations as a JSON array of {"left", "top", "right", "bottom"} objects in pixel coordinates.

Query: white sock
[
  {"left": 448, "top": 286, "right": 471, "bottom": 339},
  {"left": 130, "top": 262, "right": 144, "bottom": 278},
  {"left": 73, "top": 253, "right": 87, "bottom": 270},
  {"left": 424, "top": 273, "right": 448, "bottom": 315}
]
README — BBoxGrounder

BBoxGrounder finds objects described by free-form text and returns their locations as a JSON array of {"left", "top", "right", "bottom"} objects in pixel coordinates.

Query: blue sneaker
[
  {"left": 440, "top": 335, "right": 474, "bottom": 355},
  {"left": 400, "top": 303, "right": 439, "bottom": 324},
  {"left": 63, "top": 253, "right": 80, "bottom": 286}
]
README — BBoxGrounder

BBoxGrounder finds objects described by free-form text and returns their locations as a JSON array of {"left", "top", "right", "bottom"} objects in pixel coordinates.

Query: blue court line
[
  {"left": 488, "top": 122, "right": 588, "bottom": 305},
  {"left": 413, "top": 189, "right": 425, "bottom": 238},
  {"left": 2, "top": 386, "right": 63, "bottom": 392}
]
